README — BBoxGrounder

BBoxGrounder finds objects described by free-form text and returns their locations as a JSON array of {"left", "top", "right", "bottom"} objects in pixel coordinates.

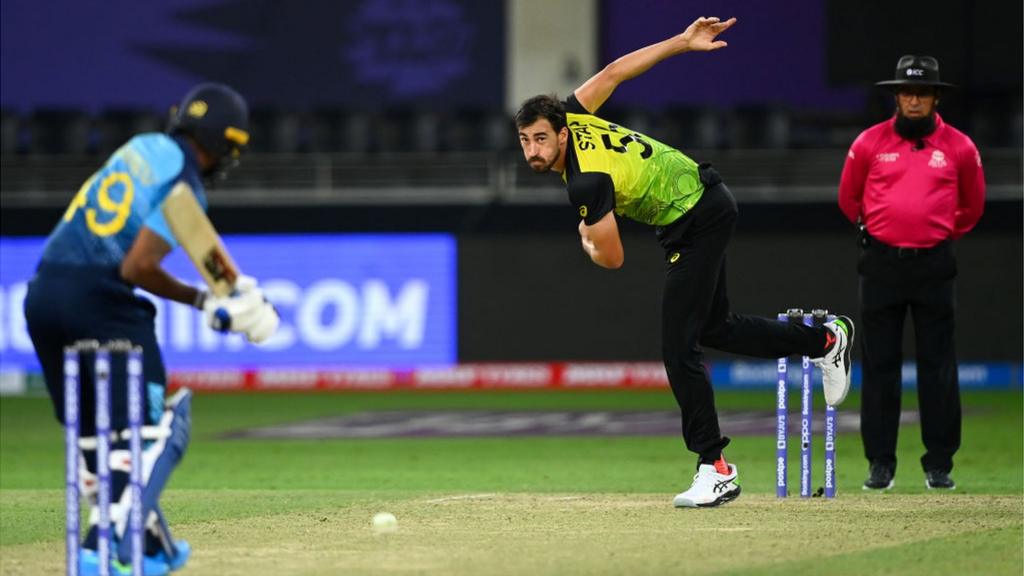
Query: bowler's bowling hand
[{"left": 679, "top": 16, "right": 736, "bottom": 52}]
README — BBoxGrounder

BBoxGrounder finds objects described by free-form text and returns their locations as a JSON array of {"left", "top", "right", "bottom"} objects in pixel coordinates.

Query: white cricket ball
[{"left": 372, "top": 512, "right": 398, "bottom": 534}]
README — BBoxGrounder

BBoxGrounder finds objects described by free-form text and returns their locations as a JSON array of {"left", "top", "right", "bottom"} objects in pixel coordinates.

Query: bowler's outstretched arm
[{"left": 574, "top": 16, "right": 736, "bottom": 113}]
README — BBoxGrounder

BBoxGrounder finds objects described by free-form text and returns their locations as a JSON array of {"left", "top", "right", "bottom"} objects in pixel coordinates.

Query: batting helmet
[{"left": 167, "top": 83, "right": 250, "bottom": 168}]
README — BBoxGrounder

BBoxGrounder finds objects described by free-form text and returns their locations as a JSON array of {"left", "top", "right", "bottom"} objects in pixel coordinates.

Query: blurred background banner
[
  {"left": 0, "top": 0, "right": 505, "bottom": 112},
  {"left": 602, "top": 0, "right": 865, "bottom": 110},
  {"left": 0, "top": 234, "right": 457, "bottom": 370}
]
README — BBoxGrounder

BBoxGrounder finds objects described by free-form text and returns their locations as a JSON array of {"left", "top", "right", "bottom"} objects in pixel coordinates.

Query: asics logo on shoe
[
  {"left": 714, "top": 479, "right": 733, "bottom": 493},
  {"left": 832, "top": 344, "right": 844, "bottom": 368}
]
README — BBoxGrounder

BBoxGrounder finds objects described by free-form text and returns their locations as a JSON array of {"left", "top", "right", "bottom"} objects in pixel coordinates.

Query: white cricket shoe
[
  {"left": 673, "top": 463, "right": 741, "bottom": 508},
  {"left": 814, "top": 316, "right": 854, "bottom": 406}
]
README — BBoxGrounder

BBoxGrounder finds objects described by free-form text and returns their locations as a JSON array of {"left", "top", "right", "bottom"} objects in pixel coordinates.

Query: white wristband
[{"left": 193, "top": 289, "right": 208, "bottom": 310}]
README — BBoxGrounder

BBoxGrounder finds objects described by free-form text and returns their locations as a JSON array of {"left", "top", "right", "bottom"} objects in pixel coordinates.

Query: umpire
[{"left": 838, "top": 55, "right": 985, "bottom": 491}]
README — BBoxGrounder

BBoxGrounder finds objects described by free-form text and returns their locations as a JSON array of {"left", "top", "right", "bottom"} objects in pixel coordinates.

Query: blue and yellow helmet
[{"left": 167, "top": 83, "right": 250, "bottom": 165}]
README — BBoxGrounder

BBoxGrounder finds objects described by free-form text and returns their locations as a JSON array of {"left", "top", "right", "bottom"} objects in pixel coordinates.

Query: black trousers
[
  {"left": 858, "top": 239, "right": 960, "bottom": 474},
  {"left": 658, "top": 167, "right": 827, "bottom": 463}
]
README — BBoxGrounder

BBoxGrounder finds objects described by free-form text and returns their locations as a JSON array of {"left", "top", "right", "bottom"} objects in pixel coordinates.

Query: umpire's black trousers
[
  {"left": 657, "top": 165, "right": 828, "bottom": 464},
  {"left": 858, "top": 238, "right": 960, "bottom": 474}
]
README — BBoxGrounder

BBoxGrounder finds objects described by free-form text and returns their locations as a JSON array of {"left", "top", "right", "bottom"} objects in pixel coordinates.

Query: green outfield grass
[{"left": 1, "top": 390, "right": 1022, "bottom": 575}]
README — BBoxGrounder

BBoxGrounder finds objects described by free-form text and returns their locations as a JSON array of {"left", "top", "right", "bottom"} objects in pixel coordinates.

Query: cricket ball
[{"left": 372, "top": 512, "right": 398, "bottom": 534}]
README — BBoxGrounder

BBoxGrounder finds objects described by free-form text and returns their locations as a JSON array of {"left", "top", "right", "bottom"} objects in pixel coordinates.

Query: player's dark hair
[{"left": 515, "top": 94, "right": 566, "bottom": 132}]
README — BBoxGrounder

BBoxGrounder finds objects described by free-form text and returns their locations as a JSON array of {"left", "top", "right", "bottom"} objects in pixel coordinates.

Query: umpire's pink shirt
[{"left": 838, "top": 113, "right": 985, "bottom": 248}]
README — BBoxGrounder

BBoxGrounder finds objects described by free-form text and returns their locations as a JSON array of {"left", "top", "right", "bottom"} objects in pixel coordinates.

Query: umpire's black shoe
[
  {"left": 863, "top": 462, "right": 895, "bottom": 490},
  {"left": 925, "top": 470, "right": 956, "bottom": 490}
]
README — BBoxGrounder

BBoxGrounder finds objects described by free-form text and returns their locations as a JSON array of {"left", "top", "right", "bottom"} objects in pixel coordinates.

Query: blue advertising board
[
  {"left": 0, "top": 234, "right": 457, "bottom": 369},
  {"left": 708, "top": 361, "right": 1022, "bottom": 390}
]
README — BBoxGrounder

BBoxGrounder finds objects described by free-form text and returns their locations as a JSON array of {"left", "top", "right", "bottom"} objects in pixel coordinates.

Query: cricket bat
[{"left": 161, "top": 182, "right": 240, "bottom": 297}]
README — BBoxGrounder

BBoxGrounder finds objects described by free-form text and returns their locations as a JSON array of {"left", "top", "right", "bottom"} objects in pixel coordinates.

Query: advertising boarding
[{"left": 0, "top": 234, "right": 457, "bottom": 371}]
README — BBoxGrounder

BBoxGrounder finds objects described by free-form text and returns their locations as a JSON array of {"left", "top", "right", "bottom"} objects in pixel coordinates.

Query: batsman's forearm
[{"left": 121, "top": 262, "right": 202, "bottom": 306}]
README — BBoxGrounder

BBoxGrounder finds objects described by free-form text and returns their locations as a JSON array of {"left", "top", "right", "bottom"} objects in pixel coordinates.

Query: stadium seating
[{"left": 2, "top": 103, "right": 1021, "bottom": 157}]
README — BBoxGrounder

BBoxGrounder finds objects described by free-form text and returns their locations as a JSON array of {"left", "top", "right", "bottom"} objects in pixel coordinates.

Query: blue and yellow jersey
[{"left": 40, "top": 134, "right": 206, "bottom": 267}]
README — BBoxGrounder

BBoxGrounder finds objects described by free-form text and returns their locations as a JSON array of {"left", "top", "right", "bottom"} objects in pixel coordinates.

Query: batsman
[
  {"left": 515, "top": 16, "right": 854, "bottom": 507},
  {"left": 24, "top": 83, "right": 279, "bottom": 574}
]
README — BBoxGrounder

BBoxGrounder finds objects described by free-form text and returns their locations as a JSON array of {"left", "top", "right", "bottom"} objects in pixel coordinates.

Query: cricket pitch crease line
[
  {"left": 424, "top": 493, "right": 499, "bottom": 504},
  {"left": 423, "top": 494, "right": 587, "bottom": 504}
]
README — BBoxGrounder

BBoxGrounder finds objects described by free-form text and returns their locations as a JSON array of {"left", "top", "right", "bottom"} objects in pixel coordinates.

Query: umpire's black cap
[
  {"left": 875, "top": 55, "right": 956, "bottom": 91},
  {"left": 167, "top": 83, "right": 250, "bottom": 161}
]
